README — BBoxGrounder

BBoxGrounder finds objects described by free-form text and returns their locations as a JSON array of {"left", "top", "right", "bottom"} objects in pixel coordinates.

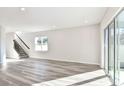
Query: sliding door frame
[
  {"left": 108, "top": 20, "right": 116, "bottom": 85},
  {"left": 104, "top": 8, "right": 124, "bottom": 85},
  {"left": 104, "top": 27, "right": 109, "bottom": 74}
]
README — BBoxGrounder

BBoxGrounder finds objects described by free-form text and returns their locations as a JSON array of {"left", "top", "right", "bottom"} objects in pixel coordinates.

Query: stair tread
[{"left": 14, "top": 40, "right": 29, "bottom": 59}]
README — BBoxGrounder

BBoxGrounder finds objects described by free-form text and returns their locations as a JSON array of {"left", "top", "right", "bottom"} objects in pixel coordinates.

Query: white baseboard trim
[{"left": 30, "top": 56, "right": 100, "bottom": 66}]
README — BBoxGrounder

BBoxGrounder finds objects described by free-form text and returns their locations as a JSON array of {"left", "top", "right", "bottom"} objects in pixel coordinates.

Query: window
[{"left": 35, "top": 36, "right": 48, "bottom": 51}]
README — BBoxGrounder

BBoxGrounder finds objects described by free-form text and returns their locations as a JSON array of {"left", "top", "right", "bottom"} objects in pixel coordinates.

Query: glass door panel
[
  {"left": 108, "top": 20, "right": 115, "bottom": 82},
  {"left": 104, "top": 28, "right": 109, "bottom": 74},
  {"left": 114, "top": 18, "right": 119, "bottom": 85},
  {"left": 115, "top": 10, "right": 124, "bottom": 85}
]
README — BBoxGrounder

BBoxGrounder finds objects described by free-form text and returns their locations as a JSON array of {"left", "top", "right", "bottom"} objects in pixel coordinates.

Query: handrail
[{"left": 15, "top": 34, "right": 30, "bottom": 49}]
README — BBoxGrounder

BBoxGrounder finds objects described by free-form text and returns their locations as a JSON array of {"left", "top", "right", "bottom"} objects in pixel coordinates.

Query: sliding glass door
[
  {"left": 104, "top": 9, "right": 124, "bottom": 85},
  {"left": 108, "top": 20, "right": 115, "bottom": 82},
  {"left": 115, "top": 10, "right": 124, "bottom": 85},
  {"left": 104, "top": 28, "right": 109, "bottom": 74}
]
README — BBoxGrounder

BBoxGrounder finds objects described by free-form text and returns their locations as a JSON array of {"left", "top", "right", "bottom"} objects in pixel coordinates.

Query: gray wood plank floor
[{"left": 0, "top": 58, "right": 100, "bottom": 86}]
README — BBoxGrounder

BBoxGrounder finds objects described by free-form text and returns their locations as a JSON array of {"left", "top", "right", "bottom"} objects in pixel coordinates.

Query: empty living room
[
  {"left": 0, "top": 7, "right": 123, "bottom": 87},
  {"left": 1, "top": 7, "right": 104, "bottom": 86},
  {"left": 0, "top": 2, "right": 124, "bottom": 92}
]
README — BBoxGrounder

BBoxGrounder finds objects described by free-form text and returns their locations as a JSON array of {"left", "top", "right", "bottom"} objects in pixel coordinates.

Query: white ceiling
[{"left": 0, "top": 7, "right": 107, "bottom": 32}]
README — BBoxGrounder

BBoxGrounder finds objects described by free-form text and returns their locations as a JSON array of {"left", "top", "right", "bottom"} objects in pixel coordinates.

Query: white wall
[
  {"left": 100, "top": 7, "right": 122, "bottom": 68},
  {"left": 0, "top": 26, "right": 6, "bottom": 63},
  {"left": 12, "top": 25, "right": 100, "bottom": 65},
  {"left": 6, "top": 32, "right": 19, "bottom": 59}
]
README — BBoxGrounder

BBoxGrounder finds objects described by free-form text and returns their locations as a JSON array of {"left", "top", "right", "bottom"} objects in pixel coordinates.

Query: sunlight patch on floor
[
  {"left": 6, "top": 58, "right": 24, "bottom": 63},
  {"left": 79, "top": 77, "right": 112, "bottom": 86},
  {"left": 32, "top": 69, "right": 112, "bottom": 86}
]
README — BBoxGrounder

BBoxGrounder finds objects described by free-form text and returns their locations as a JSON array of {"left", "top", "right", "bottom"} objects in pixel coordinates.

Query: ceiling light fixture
[{"left": 20, "top": 7, "right": 26, "bottom": 11}]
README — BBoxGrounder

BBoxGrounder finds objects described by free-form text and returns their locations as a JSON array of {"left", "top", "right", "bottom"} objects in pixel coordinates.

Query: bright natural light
[
  {"left": 32, "top": 69, "right": 112, "bottom": 86},
  {"left": 35, "top": 36, "right": 48, "bottom": 51}
]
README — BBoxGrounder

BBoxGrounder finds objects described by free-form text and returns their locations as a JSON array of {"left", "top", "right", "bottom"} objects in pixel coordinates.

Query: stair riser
[{"left": 13, "top": 40, "right": 29, "bottom": 59}]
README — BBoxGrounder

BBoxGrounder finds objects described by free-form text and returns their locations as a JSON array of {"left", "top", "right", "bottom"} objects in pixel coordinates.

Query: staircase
[{"left": 13, "top": 40, "right": 29, "bottom": 59}]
